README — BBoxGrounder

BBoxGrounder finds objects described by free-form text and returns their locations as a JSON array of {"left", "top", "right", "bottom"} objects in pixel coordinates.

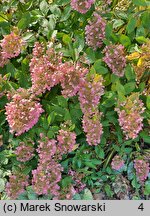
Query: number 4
[{"left": 138, "top": 203, "right": 144, "bottom": 211}]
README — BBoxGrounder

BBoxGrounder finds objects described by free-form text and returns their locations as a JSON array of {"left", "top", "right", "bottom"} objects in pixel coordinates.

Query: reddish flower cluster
[
  {"left": 15, "top": 140, "right": 35, "bottom": 162},
  {"left": 57, "top": 129, "right": 76, "bottom": 156},
  {"left": 68, "top": 170, "right": 86, "bottom": 193},
  {"left": 103, "top": 44, "right": 127, "bottom": 77},
  {"left": 111, "top": 155, "right": 125, "bottom": 171},
  {"left": 32, "top": 134, "right": 63, "bottom": 196},
  {"left": 134, "top": 159, "right": 149, "bottom": 182},
  {"left": 85, "top": 13, "right": 106, "bottom": 50},
  {"left": 5, "top": 88, "right": 44, "bottom": 136},
  {"left": 116, "top": 93, "right": 145, "bottom": 139},
  {"left": 6, "top": 173, "right": 29, "bottom": 199},
  {"left": 53, "top": 185, "right": 76, "bottom": 200},
  {"left": 78, "top": 73, "right": 104, "bottom": 145},
  {"left": 30, "top": 42, "right": 63, "bottom": 95},
  {"left": 70, "top": 0, "right": 95, "bottom": 14},
  {"left": 0, "top": 32, "right": 24, "bottom": 68},
  {"left": 60, "top": 62, "right": 88, "bottom": 98}
]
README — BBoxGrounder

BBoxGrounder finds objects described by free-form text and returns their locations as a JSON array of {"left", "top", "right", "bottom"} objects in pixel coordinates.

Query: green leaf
[
  {"left": 126, "top": 17, "right": 137, "bottom": 34},
  {"left": 124, "top": 82, "right": 136, "bottom": 95},
  {"left": 40, "top": 0, "right": 49, "bottom": 15},
  {"left": 62, "top": 34, "right": 72, "bottom": 45},
  {"left": 94, "top": 60, "right": 108, "bottom": 74},
  {"left": 113, "top": 19, "right": 125, "bottom": 29},
  {"left": 146, "top": 95, "right": 150, "bottom": 110},
  {"left": 132, "top": 0, "right": 148, "bottom": 6},
  {"left": 136, "top": 36, "right": 148, "bottom": 44},
  {"left": 120, "top": 34, "right": 131, "bottom": 47},
  {"left": 144, "top": 181, "right": 150, "bottom": 195},
  {"left": 17, "top": 12, "right": 31, "bottom": 30},
  {"left": 125, "top": 64, "right": 136, "bottom": 81},
  {"left": 82, "top": 188, "right": 93, "bottom": 200},
  {"left": 0, "top": 178, "right": 5, "bottom": 192}
]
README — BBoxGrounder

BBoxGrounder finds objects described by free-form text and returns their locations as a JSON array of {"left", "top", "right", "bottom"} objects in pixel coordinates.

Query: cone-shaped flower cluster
[
  {"left": 71, "top": 0, "right": 95, "bottom": 14},
  {"left": 111, "top": 155, "right": 125, "bottom": 171},
  {"left": 30, "top": 42, "right": 63, "bottom": 95},
  {"left": 60, "top": 62, "right": 88, "bottom": 98},
  {"left": 78, "top": 73, "right": 104, "bottom": 145},
  {"left": 116, "top": 93, "right": 145, "bottom": 139},
  {"left": 85, "top": 13, "right": 106, "bottom": 50},
  {"left": 68, "top": 169, "right": 86, "bottom": 193},
  {"left": 0, "top": 31, "right": 24, "bottom": 61},
  {"left": 57, "top": 129, "right": 76, "bottom": 156},
  {"left": 32, "top": 134, "right": 63, "bottom": 196},
  {"left": 5, "top": 88, "right": 44, "bottom": 136},
  {"left": 6, "top": 173, "right": 29, "bottom": 199},
  {"left": 15, "top": 140, "right": 35, "bottom": 162},
  {"left": 103, "top": 44, "right": 127, "bottom": 77},
  {"left": 134, "top": 159, "right": 149, "bottom": 182}
]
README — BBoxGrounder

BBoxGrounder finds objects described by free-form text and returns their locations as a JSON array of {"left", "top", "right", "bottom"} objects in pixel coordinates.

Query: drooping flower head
[
  {"left": 6, "top": 173, "right": 29, "bottom": 199},
  {"left": 85, "top": 12, "right": 106, "bottom": 50},
  {"left": 30, "top": 42, "right": 63, "bottom": 95},
  {"left": 5, "top": 88, "right": 44, "bottom": 136},
  {"left": 103, "top": 44, "right": 127, "bottom": 77},
  {"left": 134, "top": 159, "right": 149, "bottom": 182},
  {"left": 71, "top": 0, "right": 95, "bottom": 14},
  {"left": 115, "top": 93, "right": 145, "bottom": 139},
  {"left": 0, "top": 31, "right": 24, "bottom": 59},
  {"left": 111, "top": 155, "right": 125, "bottom": 171},
  {"left": 15, "top": 140, "right": 35, "bottom": 162},
  {"left": 60, "top": 62, "right": 88, "bottom": 98},
  {"left": 82, "top": 111, "right": 103, "bottom": 146}
]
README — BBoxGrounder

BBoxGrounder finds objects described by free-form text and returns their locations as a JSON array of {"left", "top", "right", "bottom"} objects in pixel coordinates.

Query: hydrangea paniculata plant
[
  {"left": 134, "top": 159, "right": 149, "bottom": 182},
  {"left": 85, "top": 12, "right": 106, "bottom": 50},
  {"left": 71, "top": 0, "right": 95, "bottom": 14},
  {"left": 103, "top": 44, "right": 127, "bottom": 77},
  {"left": 5, "top": 88, "right": 44, "bottom": 136},
  {"left": 111, "top": 155, "right": 125, "bottom": 171},
  {"left": 115, "top": 93, "right": 145, "bottom": 139}
]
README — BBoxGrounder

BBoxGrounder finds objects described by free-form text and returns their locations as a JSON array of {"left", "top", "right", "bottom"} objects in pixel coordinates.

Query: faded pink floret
[
  {"left": 37, "top": 136, "right": 57, "bottom": 164},
  {"left": 0, "top": 32, "right": 24, "bottom": 59},
  {"left": 82, "top": 111, "right": 103, "bottom": 146},
  {"left": 5, "top": 88, "right": 44, "bottom": 136},
  {"left": 15, "top": 141, "right": 34, "bottom": 162},
  {"left": 78, "top": 73, "right": 104, "bottom": 114},
  {"left": 134, "top": 159, "right": 149, "bottom": 182},
  {"left": 57, "top": 129, "right": 76, "bottom": 156},
  {"left": 85, "top": 12, "right": 106, "bottom": 50},
  {"left": 103, "top": 44, "right": 126, "bottom": 77},
  {"left": 60, "top": 62, "right": 88, "bottom": 98},
  {"left": 69, "top": 170, "right": 86, "bottom": 193},
  {"left": 30, "top": 42, "right": 63, "bottom": 95},
  {"left": 53, "top": 185, "right": 76, "bottom": 200},
  {"left": 0, "top": 48, "right": 9, "bottom": 67},
  {"left": 71, "top": 0, "right": 95, "bottom": 14},
  {"left": 116, "top": 93, "right": 145, "bottom": 139},
  {"left": 111, "top": 155, "right": 125, "bottom": 171},
  {"left": 32, "top": 160, "right": 63, "bottom": 196},
  {"left": 6, "top": 173, "right": 29, "bottom": 199}
]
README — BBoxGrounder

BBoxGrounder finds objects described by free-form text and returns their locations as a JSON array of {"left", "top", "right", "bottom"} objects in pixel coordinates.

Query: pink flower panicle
[
  {"left": 57, "top": 128, "right": 76, "bottom": 157},
  {"left": 103, "top": 44, "right": 127, "bottom": 77},
  {"left": 60, "top": 62, "right": 88, "bottom": 98},
  {"left": 5, "top": 88, "right": 44, "bottom": 136},
  {"left": 68, "top": 170, "right": 86, "bottom": 193},
  {"left": 32, "top": 160, "right": 63, "bottom": 196},
  {"left": 32, "top": 134, "right": 63, "bottom": 196},
  {"left": 82, "top": 111, "right": 103, "bottom": 146},
  {"left": 134, "top": 159, "right": 149, "bottom": 182},
  {"left": 85, "top": 12, "right": 106, "bottom": 50},
  {"left": 0, "top": 48, "right": 9, "bottom": 67},
  {"left": 6, "top": 173, "right": 29, "bottom": 199},
  {"left": 71, "top": 0, "right": 95, "bottom": 14},
  {"left": 0, "top": 32, "right": 24, "bottom": 59},
  {"left": 37, "top": 135, "right": 57, "bottom": 164},
  {"left": 78, "top": 73, "right": 104, "bottom": 114},
  {"left": 116, "top": 93, "right": 145, "bottom": 139},
  {"left": 30, "top": 42, "right": 63, "bottom": 95},
  {"left": 111, "top": 155, "right": 125, "bottom": 171},
  {"left": 53, "top": 185, "right": 76, "bottom": 200},
  {"left": 15, "top": 141, "right": 35, "bottom": 162}
]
